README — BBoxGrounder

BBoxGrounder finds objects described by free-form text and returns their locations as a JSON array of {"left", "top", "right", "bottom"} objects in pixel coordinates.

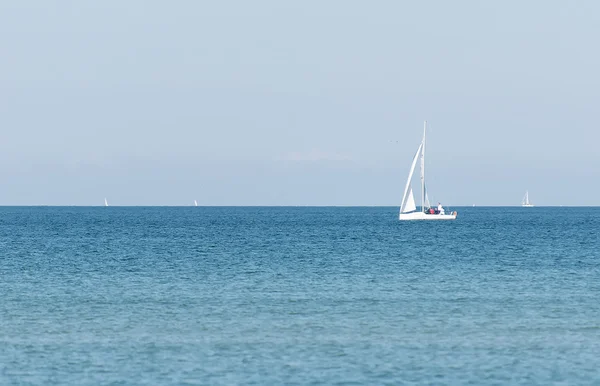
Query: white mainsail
[
  {"left": 420, "top": 121, "right": 426, "bottom": 212},
  {"left": 194, "top": 200, "right": 198, "bottom": 207},
  {"left": 104, "top": 198, "right": 108, "bottom": 207}
]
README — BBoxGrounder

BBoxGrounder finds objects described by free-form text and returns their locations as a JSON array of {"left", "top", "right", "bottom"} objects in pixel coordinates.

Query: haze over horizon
[{"left": 1, "top": 1, "right": 598, "bottom": 206}]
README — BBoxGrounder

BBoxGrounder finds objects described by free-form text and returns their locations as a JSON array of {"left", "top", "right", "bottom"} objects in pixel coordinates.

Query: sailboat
[
  {"left": 194, "top": 200, "right": 198, "bottom": 207},
  {"left": 522, "top": 191, "right": 534, "bottom": 207},
  {"left": 104, "top": 198, "right": 108, "bottom": 207},
  {"left": 399, "top": 121, "right": 457, "bottom": 220}
]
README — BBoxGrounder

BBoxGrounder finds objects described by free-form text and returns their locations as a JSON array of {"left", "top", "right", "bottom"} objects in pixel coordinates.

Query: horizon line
[{"left": 0, "top": 205, "right": 597, "bottom": 208}]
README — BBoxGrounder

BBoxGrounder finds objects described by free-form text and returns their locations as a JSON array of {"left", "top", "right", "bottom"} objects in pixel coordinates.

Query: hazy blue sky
[{"left": 1, "top": 1, "right": 598, "bottom": 205}]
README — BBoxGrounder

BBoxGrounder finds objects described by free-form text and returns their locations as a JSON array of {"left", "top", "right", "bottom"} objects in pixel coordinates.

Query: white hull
[
  {"left": 522, "top": 204, "right": 534, "bottom": 207},
  {"left": 399, "top": 211, "right": 457, "bottom": 221}
]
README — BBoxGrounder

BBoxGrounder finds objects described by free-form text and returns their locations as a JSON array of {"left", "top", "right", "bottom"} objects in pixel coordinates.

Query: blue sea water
[{"left": 1, "top": 206, "right": 599, "bottom": 385}]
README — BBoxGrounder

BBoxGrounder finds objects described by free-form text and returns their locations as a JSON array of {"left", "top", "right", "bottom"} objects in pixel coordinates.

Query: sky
[{"left": 1, "top": 1, "right": 599, "bottom": 206}]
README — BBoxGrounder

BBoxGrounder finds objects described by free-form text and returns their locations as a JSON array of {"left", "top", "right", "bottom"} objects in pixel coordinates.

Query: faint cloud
[{"left": 279, "top": 149, "right": 352, "bottom": 162}]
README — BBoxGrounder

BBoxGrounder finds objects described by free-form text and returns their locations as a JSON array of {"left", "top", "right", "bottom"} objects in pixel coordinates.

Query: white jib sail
[
  {"left": 404, "top": 189, "right": 417, "bottom": 213},
  {"left": 400, "top": 143, "right": 423, "bottom": 215}
]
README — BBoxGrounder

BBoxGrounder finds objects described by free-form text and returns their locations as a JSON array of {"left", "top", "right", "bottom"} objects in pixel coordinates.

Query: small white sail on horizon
[
  {"left": 104, "top": 198, "right": 108, "bottom": 207},
  {"left": 194, "top": 200, "right": 198, "bottom": 207},
  {"left": 398, "top": 121, "right": 457, "bottom": 220},
  {"left": 522, "top": 190, "right": 534, "bottom": 207}
]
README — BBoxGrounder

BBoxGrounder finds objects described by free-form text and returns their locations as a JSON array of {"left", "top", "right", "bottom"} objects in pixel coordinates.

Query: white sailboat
[
  {"left": 399, "top": 121, "right": 457, "bottom": 220},
  {"left": 522, "top": 191, "right": 534, "bottom": 207},
  {"left": 104, "top": 198, "right": 108, "bottom": 207},
  {"left": 194, "top": 200, "right": 198, "bottom": 207}
]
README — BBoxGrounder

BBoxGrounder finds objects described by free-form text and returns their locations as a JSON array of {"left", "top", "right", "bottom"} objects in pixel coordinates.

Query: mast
[{"left": 421, "top": 121, "right": 426, "bottom": 212}]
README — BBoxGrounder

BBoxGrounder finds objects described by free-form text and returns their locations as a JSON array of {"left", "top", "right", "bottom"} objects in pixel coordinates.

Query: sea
[{"left": 1, "top": 206, "right": 599, "bottom": 385}]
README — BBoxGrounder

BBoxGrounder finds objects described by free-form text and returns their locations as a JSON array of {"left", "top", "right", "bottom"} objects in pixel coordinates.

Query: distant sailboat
[
  {"left": 104, "top": 198, "right": 108, "bottom": 207},
  {"left": 194, "top": 200, "right": 198, "bottom": 207},
  {"left": 399, "top": 121, "right": 457, "bottom": 220},
  {"left": 522, "top": 191, "right": 534, "bottom": 207}
]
